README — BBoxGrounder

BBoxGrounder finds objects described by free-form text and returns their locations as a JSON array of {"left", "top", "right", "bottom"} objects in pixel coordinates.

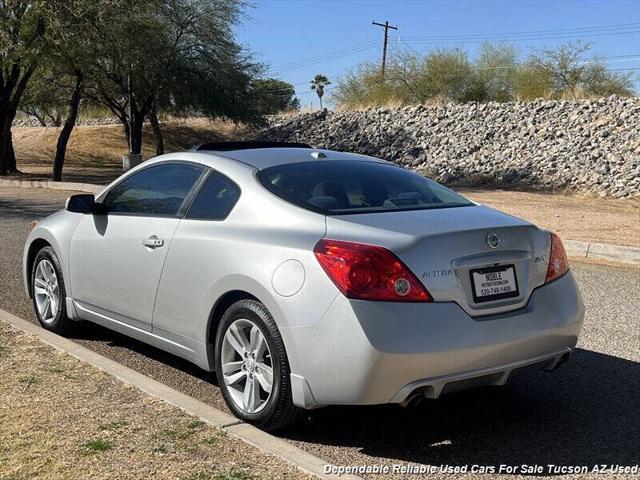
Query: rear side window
[
  {"left": 185, "top": 171, "right": 240, "bottom": 220},
  {"left": 105, "top": 163, "right": 204, "bottom": 216},
  {"left": 257, "top": 160, "right": 472, "bottom": 215}
]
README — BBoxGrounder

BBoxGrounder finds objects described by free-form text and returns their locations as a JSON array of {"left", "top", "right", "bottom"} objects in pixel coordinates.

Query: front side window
[
  {"left": 104, "top": 163, "right": 203, "bottom": 216},
  {"left": 186, "top": 171, "right": 241, "bottom": 220},
  {"left": 257, "top": 160, "right": 473, "bottom": 215}
]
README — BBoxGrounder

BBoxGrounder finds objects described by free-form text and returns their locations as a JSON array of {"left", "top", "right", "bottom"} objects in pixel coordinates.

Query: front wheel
[
  {"left": 31, "top": 246, "right": 73, "bottom": 335},
  {"left": 215, "top": 299, "right": 301, "bottom": 430}
]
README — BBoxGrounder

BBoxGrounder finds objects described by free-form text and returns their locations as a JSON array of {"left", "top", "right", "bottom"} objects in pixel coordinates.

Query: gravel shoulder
[{"left": 0, "top": 319, "right": 308, "bottom": 480}]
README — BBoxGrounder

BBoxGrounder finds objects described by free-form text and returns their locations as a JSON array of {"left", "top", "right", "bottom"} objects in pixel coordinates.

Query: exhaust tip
[
  {"left": 544, "top": 352, "right": 572, "bottom": 372},
  {"left": 400, "top": 393, "right": 424, "bottom": 408},
  {"left": 399, "top": 387, "right": 434, "bottom": 408}
]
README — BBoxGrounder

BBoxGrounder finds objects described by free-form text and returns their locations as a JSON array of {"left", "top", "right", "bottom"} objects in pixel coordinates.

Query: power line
[
  {"left": 398, "top": 22, "right": 640, "bottom": 40},
  {"left": 266, "top": 22, "right": 639, "bottom": 83},
  {"left": 271, "top": 40, "right": 377, "bottom": 69},
  {"left": 271, "top": 23, "right": 640, "bottom": 74},
  {"left": 269, "top": 40, "right": 379, "bottom": 72},
  {"left": 396, "top": 29, "right": 640, "bottom": 46},
  {"left": 270, "top": 44, "right": 380, "bottom": 74}
]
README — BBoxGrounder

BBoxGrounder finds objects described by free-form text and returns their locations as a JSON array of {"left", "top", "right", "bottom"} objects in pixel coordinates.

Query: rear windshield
[{"left": 257, "top": 160, "right": 473, "bottom": 215}]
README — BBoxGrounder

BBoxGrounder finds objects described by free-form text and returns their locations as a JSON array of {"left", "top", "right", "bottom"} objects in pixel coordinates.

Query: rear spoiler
[{"left": 191, "top": 141, "right": 312, "bottom": 152}]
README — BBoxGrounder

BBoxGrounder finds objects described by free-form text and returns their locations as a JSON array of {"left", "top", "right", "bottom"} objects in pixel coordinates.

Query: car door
[
  {"left": 152, "top": 170, "right": 242, "bottom": 343},
  {"left": 69, "top": 162, "right": 205, "bottom": 332}
]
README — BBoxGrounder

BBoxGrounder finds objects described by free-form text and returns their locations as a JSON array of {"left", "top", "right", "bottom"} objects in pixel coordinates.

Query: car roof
[{"left": 199, "top": 147, "right": 389, "bottom": 170}]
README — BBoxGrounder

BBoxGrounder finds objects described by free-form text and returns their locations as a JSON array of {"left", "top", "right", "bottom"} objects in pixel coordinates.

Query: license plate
[{"left": 470, "top": 265, "right": 519, "bottom": 303}]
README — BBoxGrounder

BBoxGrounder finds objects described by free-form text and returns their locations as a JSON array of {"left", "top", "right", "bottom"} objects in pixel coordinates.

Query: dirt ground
[
  {"left": 0, "top": 320, "right": 308, "bottom": 480},
  {"left": 10, "top": 119, "right": 246, "bottom": 184},
  {"left": 461, "top": 189, "right": 640, "bottom": 247}
]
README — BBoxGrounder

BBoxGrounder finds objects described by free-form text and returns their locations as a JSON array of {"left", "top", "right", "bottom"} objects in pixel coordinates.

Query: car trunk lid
[{"left": 324, "top": 205, "right": 551, "bottom": 316}]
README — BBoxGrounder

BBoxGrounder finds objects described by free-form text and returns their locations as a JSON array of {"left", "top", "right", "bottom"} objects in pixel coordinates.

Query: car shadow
[
  {"left": 68, "top": 320, "right": 218, "bottom": 386},
  {"left": 0, "top": 196, "right": 66, "bottom": 220},
  {"left": 277, "top": 348, "right": 639, "bottom": 471},
  {"left": 63, "top": 319, "right": 640, "bottom": 472},
  {"left": 7, "top": 174, "right": 635, "bottom": 471}
]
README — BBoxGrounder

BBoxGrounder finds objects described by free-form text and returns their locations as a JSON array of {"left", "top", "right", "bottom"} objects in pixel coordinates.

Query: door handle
[{"left": 143, "top": 235, "right": 164, "bottom": 249}]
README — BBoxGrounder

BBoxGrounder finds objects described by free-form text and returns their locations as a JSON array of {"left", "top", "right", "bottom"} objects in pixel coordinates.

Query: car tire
[
  {"left": 31, "top": 246, "right": 73, "bottom": 335},
  {"left": 215, "top": 299, "right": 302, "bottom": 431}
]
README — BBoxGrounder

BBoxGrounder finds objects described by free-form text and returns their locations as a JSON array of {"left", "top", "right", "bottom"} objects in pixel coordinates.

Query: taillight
[
  {"left": 313, "top": 239, "right": 433, "bottom": 302},
  {"left": 545, "top": 233, "right": 569, "bottom": 283}
]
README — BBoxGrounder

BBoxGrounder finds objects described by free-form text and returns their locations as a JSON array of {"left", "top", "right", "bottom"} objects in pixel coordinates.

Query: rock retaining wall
[{"left": 257, "top": 96, "right": 640, "bottom": 197}]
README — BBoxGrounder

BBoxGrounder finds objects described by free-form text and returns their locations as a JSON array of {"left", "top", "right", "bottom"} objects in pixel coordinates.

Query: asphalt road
[{"left": 1, "top": 186, "right": 639, "bottom": 478}]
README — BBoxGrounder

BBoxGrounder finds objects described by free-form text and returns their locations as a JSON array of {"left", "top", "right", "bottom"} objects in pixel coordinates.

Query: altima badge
[
  {"left": 486, "top": 232, "right": 500, "bottom": 249},
  {"left": 422, "top": 269, "right": 453, "bottom": 279}
]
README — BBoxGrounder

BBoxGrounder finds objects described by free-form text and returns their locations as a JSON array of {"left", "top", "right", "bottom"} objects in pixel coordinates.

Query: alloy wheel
[
  {"left": 221, "top": 318, "right": 274, "bottom": 414},
  {"left": 34, "top": 259, "right": 60, "bottom": 324}
]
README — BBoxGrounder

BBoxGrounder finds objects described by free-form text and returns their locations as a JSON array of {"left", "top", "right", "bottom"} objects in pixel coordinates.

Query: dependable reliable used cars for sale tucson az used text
[{"left": 23, "top": 142, "right": 585, "bottom": 430}]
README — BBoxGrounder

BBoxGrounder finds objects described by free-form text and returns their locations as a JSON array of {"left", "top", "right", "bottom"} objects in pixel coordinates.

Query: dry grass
[
  {"left": 333, "top": 97, "right": 405, "bottom": 112},
  {"left": 332, "top": 95, "right": 455, "bottom": 112},
  {"left": 461, "top": 189, "right": 640, "bottom": 247},
  {"left": 11, "top": 118, "right": 248, "bottom": 184},
  {"left": 0, "top": 320, "right": 309, "bottom": 480}
]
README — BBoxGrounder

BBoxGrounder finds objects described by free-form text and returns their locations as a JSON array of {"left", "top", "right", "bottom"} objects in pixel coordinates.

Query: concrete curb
[
  {"left": 0, "top": 308, "right": 361, "bottom": 480},
  {"left": 0, "top": 178, "right": 103, "bottom": 194},
  {"left": 564, "top": 240, "right": 639, "bottom": 265},
  {"left": 2, "top": 178, "right": 638, "bottom": 266}
]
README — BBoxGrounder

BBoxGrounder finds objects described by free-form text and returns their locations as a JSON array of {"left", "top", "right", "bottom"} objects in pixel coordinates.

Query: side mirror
[{"left": 66, "top": 194, "right": 99, "bottom": 214}]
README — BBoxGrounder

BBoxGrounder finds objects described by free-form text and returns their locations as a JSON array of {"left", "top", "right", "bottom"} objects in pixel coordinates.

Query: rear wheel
[
  {"left": 31, "top": 246, "right": 72, "bottom": 335},
  {"left": 215, "top": 300, "right": 301, "bottom": 430}
]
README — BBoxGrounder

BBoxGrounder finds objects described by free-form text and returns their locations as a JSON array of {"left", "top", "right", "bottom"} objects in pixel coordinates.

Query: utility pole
[{"left": 372, "top": 20, "right": 397, "bottom": 78}]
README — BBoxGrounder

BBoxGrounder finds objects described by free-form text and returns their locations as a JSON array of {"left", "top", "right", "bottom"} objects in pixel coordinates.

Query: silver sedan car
[{"left": 23, "top": 142, "right": 585, "bottom": 430}]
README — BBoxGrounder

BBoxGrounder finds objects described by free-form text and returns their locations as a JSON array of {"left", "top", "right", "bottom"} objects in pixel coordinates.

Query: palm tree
[{"left": 310, "top": 74, "right": 331, "bottom": 110}]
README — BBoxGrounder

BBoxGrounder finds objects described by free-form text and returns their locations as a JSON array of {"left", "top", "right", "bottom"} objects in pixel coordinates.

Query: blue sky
[{"left": 236, "top": 0, "right": 640, "bottom": 107}]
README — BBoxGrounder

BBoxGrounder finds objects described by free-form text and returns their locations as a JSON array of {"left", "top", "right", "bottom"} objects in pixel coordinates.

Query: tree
[
  {"left": 581, "top": 61, "right": 634, "bottom": 97},
  {"left": 19, "top": 67, "right": 65, "bottom": 126},
  {"left": 0, "top": 0, "right": 47, "bottom": 175},
  {"left": 527, "top": 42, "right": 588, "bottom": 98},
  {"left": 334, "top": 63, "right": 402, "bottom": 109},
  {"left": 334, "top": 40, "right": 637, "bottom": 108},
  {"left": 474, "top": 43, "right": 519, "bottom": 102},
  {"left": 15, "top": 0, "right": 116, "bottom": 181},
  {"left": 252, "top": 78, "right": 300, "bottom": 114},
  {"left": 51, "top": 69, "right": 83, "bottom": 181},
  {"left": 90, "top": 0, "right": 165, "bottom": 156},
  {"left": 2, "top": 1, "right": 113, "bottom": 178},
  {"left": 521, "top": 42, "right": 634, "bottom": 99},
  {"left": 39, "top": 0, "right": 112, "bottom": 181},
  {"left": 515, "top": 62, "right": 553, "bottom": 100},
  {"left": 310, "top": 74, "right": 331, "bottom": 110},
  {"left": 334, "top": 50, "right": 481, "bottom": 107},
  {"left": 92, "top": 0, "right": 263, "bottom": 158},
  {"left": 414, "top": 49, "right": 475, "bottom": 102}
]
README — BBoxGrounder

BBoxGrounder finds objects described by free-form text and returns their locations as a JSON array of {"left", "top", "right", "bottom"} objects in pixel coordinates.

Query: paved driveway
[{"left": 1, "top": 187, "right": 638, "bottom": 478}]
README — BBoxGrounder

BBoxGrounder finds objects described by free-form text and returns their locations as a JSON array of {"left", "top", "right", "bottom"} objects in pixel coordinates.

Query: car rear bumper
[
  {"left": 286, "top": 271, "right": 584, "bottom": 408},
  {"left": 389, "top": 347, "right": 572, "bottom": 403}
]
